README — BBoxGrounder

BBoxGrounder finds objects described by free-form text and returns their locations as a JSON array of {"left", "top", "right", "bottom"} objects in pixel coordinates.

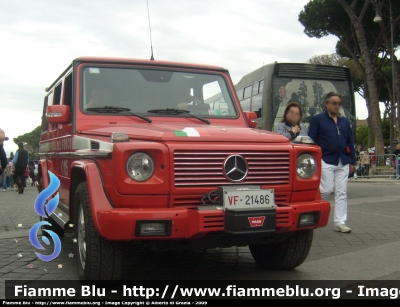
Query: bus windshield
[
  {"left": 235, "top": 63, "right": 356, "bottom": 136},
  {"left": 271, "top": 77, "right": 355, "bottom": 130}
]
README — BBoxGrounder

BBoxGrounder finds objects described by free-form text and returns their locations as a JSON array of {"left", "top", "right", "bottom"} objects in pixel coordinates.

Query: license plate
[{"left": 223, "top": 189, "right": 275, "bottom": 210}]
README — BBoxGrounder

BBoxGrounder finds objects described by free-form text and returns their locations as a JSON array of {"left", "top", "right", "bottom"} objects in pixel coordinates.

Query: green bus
[{"left": 230, "top": 62, "right": 356, "bottom": 135}]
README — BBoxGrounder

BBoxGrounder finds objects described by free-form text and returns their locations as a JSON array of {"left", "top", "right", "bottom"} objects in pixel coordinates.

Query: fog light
[
  {"left": 298, "top": 212, "right": 319, "bottom": 227},
  {"left": 135, "top": 221, "right": 172, "bottom": 236}
]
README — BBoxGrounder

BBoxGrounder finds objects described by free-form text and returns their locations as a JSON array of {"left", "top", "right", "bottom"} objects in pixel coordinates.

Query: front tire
[
  {"left": 74, "top": 182, "right": 124, "bottom": 282},
  {"left": 249, "top": 229, "right": 313, "bottom": 270}
]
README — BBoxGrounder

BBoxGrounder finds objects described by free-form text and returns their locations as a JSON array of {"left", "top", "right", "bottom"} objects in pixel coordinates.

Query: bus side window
[
  {"left": 243, "top": 85, "right": 252, "bottom": 99},
  {"left": 251, "top": 80, "right": 263, "bottom": 118},
  {"left": 236, "top": 89, "right": 244, "bottom": 101},
  {"left": 251, "top": 94, "right": 262, "bottom": 118},
  {"left": 258, "top": 79, "right": 264, "bottom": 94},
  {"left": 239, "top": 85, "right": 253, "bottom": 112},
  {"left": 241, "top": 97, "right": 251, "bottom": 111},
  {"left": 252, "top": 81, "right": 259, "bottom": 95}
]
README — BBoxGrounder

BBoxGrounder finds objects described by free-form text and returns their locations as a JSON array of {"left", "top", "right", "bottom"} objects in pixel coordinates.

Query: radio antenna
[{"left": 147, "top": 0, "right": 154, "bottom": 60}]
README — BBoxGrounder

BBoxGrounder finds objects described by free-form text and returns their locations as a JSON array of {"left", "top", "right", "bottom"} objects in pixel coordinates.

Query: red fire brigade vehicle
[{"left": 37, "top": 57, "right": 330, "bottom": 282}]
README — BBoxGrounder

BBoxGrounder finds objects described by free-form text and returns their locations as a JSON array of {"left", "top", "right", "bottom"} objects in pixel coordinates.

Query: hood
[{"left": 79, "top": 124, "right": 290, "bottom": 143}]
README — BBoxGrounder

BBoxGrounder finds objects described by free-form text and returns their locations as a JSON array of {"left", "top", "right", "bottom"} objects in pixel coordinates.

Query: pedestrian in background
[
  {"left": 1, "top": 162, "right": 10, "bottom": 191},
  {"left": 0, "top": 128, "right": 8, "bottom": 185},
  {"left": 12, "top": 141, "right": 29, "bottom": 194},
  {"left": 24, "top": 165, "right": 30, "bottom": 187},
  {"left": 308, "top": 92, "right": 356, "bottom": 233},
  {"left": 360, "top": 150, "right": 370, "bottom": 179},
  {"left": 393, "top": 144, "right": 400, "bottom": 179},
  {"left": 34, "top": 162, "right": 38, "bottom": 179},
  {"left": 28, "top": 161, "right": 36, "bottom": 186},
  {"left": 8, "top": 160, "right": 15, "bottom": 190}
]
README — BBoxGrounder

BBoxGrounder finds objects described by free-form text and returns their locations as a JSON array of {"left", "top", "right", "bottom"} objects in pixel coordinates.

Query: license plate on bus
[{"left": 223, "top": 189, "right": 275, "bottom": 210}]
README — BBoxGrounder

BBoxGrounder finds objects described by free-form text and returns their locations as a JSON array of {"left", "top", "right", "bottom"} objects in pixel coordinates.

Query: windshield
[
  {"left": 271, "top": 78, "right": 356, "bottom": 131},
  {"left": 81, "top": 67, "right": 237, "bottom": 117}
]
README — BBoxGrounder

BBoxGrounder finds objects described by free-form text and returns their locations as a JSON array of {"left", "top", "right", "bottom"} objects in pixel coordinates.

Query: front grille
[
  {"left": 203, "top": 215, "right": 224, "bottom": 229},
  {"left": 276, "top": 209, "right": 291, "bottom": 226},
  {"left": 174, "top": 151, "right": 290, "bottom": 187}
]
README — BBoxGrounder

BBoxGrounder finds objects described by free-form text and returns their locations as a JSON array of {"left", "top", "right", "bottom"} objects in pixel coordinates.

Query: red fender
[
  {"left": 38, "top": 159, "right": 53, "bottom": 189},
  {"left": 70, "top": 160, "right": 113, "bottom": 236}
]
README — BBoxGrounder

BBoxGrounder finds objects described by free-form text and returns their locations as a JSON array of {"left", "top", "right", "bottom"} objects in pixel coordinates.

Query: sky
[{"left": 0, "top": 0, "right": 395, "bottom": 156}]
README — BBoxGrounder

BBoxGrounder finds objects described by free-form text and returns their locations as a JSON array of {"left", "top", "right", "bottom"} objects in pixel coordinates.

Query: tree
[
  {"left": 356, "top": 125, "right": 369, "bottom": 147},
  {"left": 338, "top": 0, "right": 384, "bottom": 155},
  {"left": 307, "top": 54, "right": 396, "bottom": 145},
  {"left": 13, "top": 126, "right": 41, "bottom": 159},
  {"left": 298, "top": 0, "right": 400, "bottom": 155},
  {"left": 381, "top": 119, "right": 391, "bottom": 145},
  {"left": 356, "top": 120, "right": 390, "bottom": 147},
  {"left": 371, "top": 0, "right": 400, "bottom": 143},
  {"left": 307, "top": 53, "right": 349, "bottom": 66}
]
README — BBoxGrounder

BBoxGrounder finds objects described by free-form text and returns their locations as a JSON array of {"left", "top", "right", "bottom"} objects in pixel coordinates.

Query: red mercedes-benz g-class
[{"left": 37, "top": 57, "right": 330, "bottom": 281}]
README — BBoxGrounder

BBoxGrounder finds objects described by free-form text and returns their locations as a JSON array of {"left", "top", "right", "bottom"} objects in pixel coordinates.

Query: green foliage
[
  {"left": 307, "top": 53, "right": 348, "bottom": 66},
  {"left": 299, "top": 0, "right": 400, "bottom": 102},
  {"left": 357, "top": 120, "right": 391, "bottom": 147},
  {"left": 301, "top": 0, "right": 399, "bottom": 124},
  {"left": 356, "top": 125, "right": 369, "bottom": 147},
  {"left": 13, "top": 126, "right": 41, "bottom": 159},
  {"left": 299, "top": 0, "right": 400, "bottom": 56}
]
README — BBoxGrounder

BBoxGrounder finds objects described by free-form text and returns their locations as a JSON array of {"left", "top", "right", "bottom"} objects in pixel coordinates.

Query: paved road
[{"left": 1, "top": 179, "right": 400, "bottom": 298}]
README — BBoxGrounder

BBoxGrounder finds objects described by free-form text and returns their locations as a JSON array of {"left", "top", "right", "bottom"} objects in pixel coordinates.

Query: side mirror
[
  {"left": 244, "top": 111, "right": 258, "bottom": 128},
  {"left": 46, "top": 105, "right": 71, "bottom": 124}
]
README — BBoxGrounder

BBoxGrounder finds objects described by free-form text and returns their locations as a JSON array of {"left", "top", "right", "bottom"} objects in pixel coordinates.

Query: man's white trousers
[{"left": 320, "top": 160, "right": 349, "bottom": 227}]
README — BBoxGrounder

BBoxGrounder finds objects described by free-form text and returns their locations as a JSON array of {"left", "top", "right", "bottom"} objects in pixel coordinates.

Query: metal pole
[{"left": 389, "top": 0, "right": 396, "bottom": 144}]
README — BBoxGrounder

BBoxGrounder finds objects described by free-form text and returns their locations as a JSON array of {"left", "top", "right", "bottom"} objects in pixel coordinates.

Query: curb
[{"left": 348, "top": 179, "right": 400, "bottom": 183}]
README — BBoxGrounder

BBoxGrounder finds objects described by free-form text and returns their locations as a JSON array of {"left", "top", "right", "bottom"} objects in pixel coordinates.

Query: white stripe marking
[{"left": 182, "top": 127, "right": 200, "bottom": 137}]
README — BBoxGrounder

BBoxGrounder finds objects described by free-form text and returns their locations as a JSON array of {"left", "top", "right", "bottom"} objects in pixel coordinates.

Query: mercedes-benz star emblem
[{"left": 223, "top": 155, "right": 248, "bottom": 182}]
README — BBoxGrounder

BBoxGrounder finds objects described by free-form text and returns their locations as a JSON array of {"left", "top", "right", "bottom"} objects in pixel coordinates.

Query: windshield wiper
[
  {"left": 85, "top": 106, "right": 152, "bottom": 123},
  {"left": 147, "top": 108, "right": 210, "bottom": 124}
]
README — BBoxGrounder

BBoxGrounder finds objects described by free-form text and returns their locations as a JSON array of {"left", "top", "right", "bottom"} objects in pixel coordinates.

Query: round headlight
[
  {"left": 126, "top": 152, "right": 154, "bottom": 182},
  {"left": 297, "top": 154, "right": 317, "bottom": 179}
]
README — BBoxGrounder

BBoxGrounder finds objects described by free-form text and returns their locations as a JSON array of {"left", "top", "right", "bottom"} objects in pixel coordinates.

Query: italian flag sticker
[{"left": 173, "top": 127, "right": 200, "bottom": 137}]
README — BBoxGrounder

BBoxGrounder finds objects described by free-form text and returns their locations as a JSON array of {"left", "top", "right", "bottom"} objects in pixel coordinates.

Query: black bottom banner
[{"left": 3, "top": 280, "right": 400, "bottom": 301}]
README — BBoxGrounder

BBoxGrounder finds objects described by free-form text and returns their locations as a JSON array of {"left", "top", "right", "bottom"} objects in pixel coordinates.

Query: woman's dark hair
[{"left": 281, "top": 102, "right": 303, "bottom": 124}]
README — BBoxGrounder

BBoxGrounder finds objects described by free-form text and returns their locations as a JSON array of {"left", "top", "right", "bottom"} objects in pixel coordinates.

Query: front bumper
[
  {"left": 96, "top": 201, "right": 330, "bottom": 241},
  {"left": 82, "top": 161, "right": 330, "bottom": 241}
]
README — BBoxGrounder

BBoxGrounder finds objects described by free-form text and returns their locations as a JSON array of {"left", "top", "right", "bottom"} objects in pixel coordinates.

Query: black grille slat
[
  {"left": 273, "top": 63, "right": 349, "bottom": 80},
  {"left": 90, "top": 140, "right": 100, "bottom": 150},
  {"left": 174, "top": 150, "right": 290, "bottom": 187}
]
